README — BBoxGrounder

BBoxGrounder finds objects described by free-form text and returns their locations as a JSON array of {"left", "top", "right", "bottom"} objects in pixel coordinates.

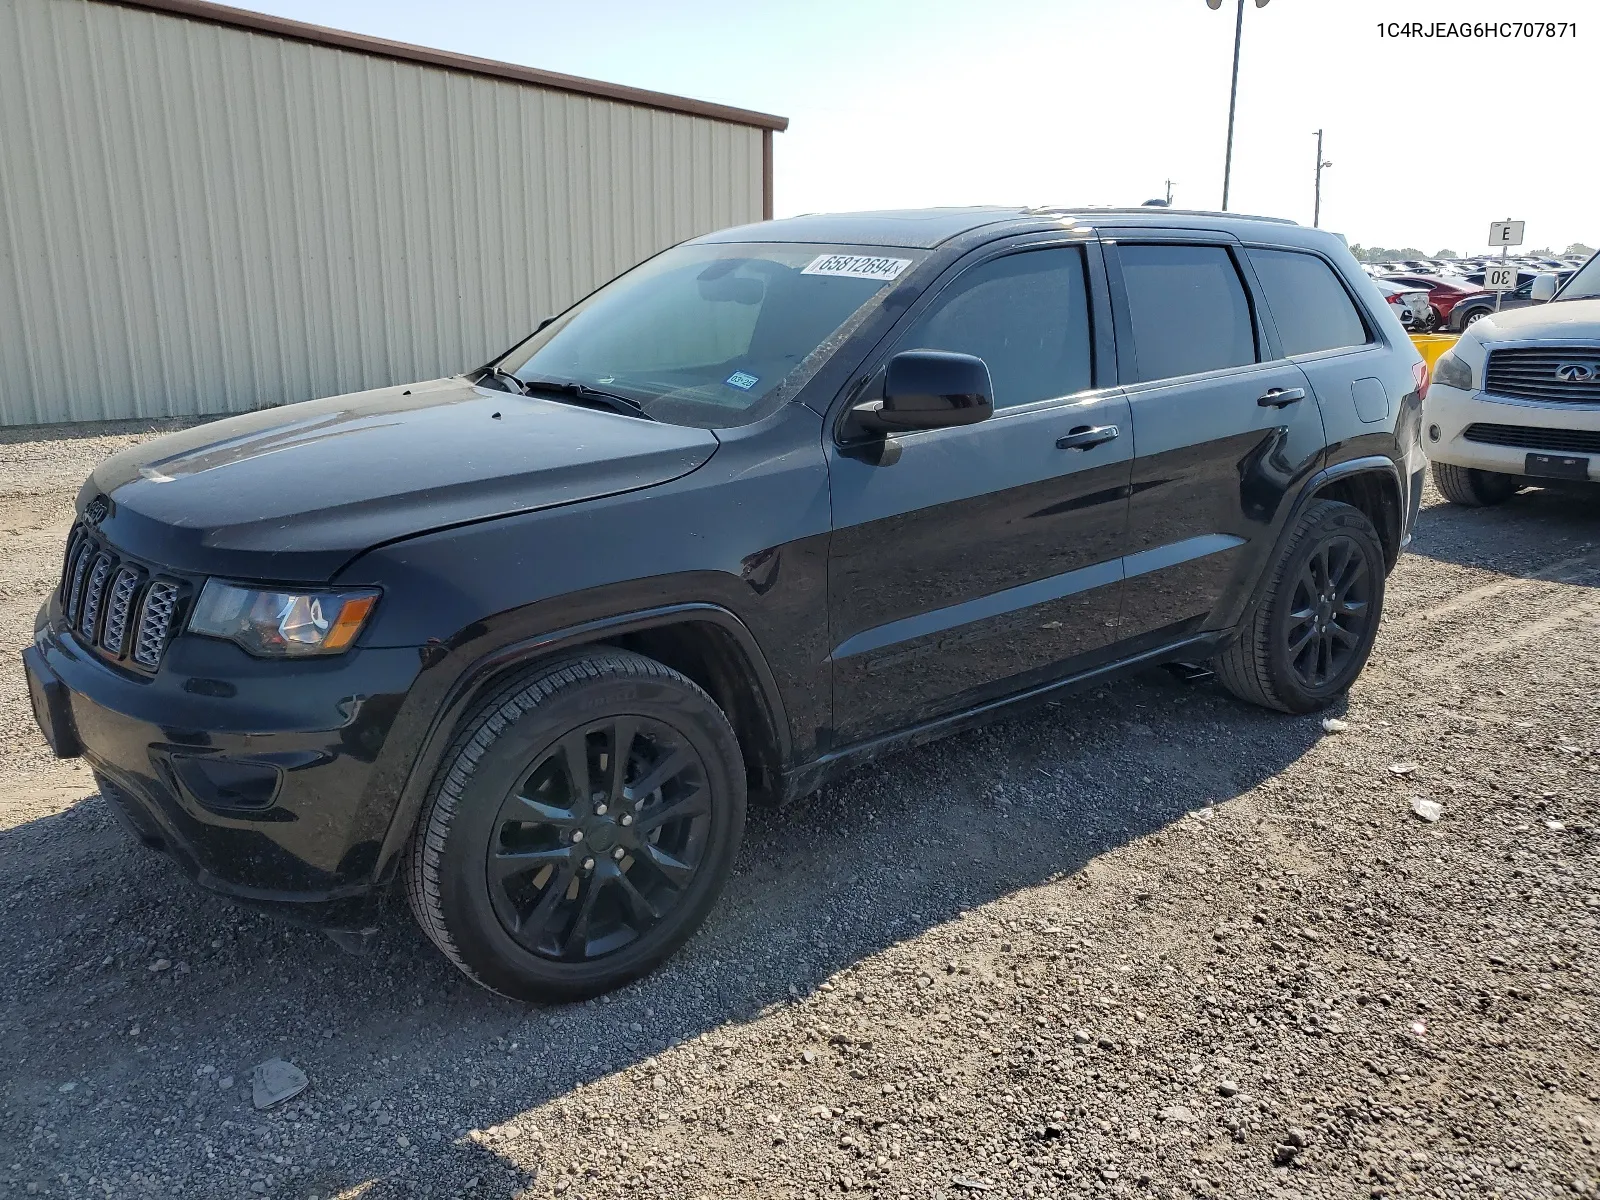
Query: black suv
[{"left": 24, "top": 207, "right": 1427, "bottom": 1001}]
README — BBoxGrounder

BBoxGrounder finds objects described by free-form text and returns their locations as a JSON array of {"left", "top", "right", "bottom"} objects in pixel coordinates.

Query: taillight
[{"left": 1412, "top": 359, "right": 1430, "bottom": 401}]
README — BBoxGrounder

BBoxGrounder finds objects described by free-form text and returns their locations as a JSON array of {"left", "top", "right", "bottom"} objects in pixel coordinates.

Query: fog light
[{"left": 1427, "top": 424, "right": 1441, "bottom": 442}]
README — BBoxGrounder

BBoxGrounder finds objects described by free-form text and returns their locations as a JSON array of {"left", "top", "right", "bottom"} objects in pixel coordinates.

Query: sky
[{"left": 244, "top": 0, "right": 1595, "bottom": 257}]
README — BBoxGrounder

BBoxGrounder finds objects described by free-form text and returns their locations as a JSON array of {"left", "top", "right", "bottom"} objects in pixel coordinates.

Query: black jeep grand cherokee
[{"left": 24, "top": 207, "right": 1427, "bottom": 1001}]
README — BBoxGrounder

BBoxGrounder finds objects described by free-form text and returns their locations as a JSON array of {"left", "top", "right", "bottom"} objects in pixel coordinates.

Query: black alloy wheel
[
  {"left": 406, "top": 649, "right": 746, "bottom": 1002},
  {"left": 1280, "top": 535, "right": 1372, "bottom": 691},
  {"left": 485, "top": 715, "right": 711, "bottom": 962},
  {"left": 1213, "top": 498, "right": 1387, "bottom": 713}
]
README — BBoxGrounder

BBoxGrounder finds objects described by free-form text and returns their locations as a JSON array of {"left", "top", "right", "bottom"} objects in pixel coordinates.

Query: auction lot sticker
[{"left": 802, "top": 254, "right": 912, "bottom": 281}]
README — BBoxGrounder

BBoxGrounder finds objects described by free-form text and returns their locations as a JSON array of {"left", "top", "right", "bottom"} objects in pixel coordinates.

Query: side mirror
[
  {"left": 1531, "top": 273, "right": 1559, "bottom": 302},
  {"left": 853, "top": 350, "right": 994, "bottom": 433}
]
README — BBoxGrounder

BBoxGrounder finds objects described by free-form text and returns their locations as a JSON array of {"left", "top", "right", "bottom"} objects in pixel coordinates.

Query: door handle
[
  {"left": 1258, "top": 387, "right": 1306, "bottom": 408},
  {"left": 1056, "top": 424, "right": 1120, "bottom": 450}
]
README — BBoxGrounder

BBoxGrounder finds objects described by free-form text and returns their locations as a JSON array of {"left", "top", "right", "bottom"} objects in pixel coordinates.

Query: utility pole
[
  {"left": 1312, "top": 130, "right": 1332, "bottom": 228},
  {"left": 1208, "top": 0, "right": 1271, "bottom": 212},
  {"left": 1165, "top": 179, "right": 1176, "bottom": 206}
]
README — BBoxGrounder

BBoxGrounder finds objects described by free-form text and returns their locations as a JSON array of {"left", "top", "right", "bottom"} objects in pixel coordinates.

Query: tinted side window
[
  {"left": 1247, "top": 248, "right": 1371, "bottom": 356},
  {"left": 1119, "top": 244, "right": 1256, "bottom": 382},
  {"left": 899, "top": 247, "right": 1092, "bottom": 408}
]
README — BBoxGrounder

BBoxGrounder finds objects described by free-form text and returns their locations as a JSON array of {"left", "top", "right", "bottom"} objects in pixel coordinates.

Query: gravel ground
[{"left": 1, "top": 426, "right": 1598, "bottom": 1200}]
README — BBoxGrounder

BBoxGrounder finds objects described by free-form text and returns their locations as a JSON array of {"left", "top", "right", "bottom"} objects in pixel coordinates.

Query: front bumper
[
  {"left": 1423, "top": 383, "right": 1600, "bottom": 481},
  {"left": 25, "top": 601, "right": 425, "bottom": 929}
]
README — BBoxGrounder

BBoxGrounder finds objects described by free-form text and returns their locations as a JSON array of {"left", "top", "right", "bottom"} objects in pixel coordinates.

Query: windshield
[
  {"left": 1558, "top": 254, "right": 1600, "bottom": 301},
  {"left": 495, "top": 242, "right": 926, "bottom": 427}
]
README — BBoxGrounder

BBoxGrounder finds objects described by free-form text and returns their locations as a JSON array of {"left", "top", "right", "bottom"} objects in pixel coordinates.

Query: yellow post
[{"left": 1409, "top": 333, "right": 1458, "bottom": 372}]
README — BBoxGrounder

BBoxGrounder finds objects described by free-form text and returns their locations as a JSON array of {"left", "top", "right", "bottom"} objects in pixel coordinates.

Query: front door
[
  {"left": 826, "top": 242, "right": 1132, "bottom": 745},
  {"left": 1108, "top": 239, "right": 1327, "bottom": 641}
]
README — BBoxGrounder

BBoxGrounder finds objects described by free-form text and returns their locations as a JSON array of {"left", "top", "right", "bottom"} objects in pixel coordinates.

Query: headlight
[
  {"left": 1432, "top": 347, "right": 1474, "bottom": 391},
  {"left": 188, "top": 580, "right": 379, "bottom": 657}
]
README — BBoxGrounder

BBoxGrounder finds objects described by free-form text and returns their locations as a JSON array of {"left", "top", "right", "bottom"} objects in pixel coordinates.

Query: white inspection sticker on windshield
[{"left": 801, "top": 253, "right": 912, "bottom": 281}]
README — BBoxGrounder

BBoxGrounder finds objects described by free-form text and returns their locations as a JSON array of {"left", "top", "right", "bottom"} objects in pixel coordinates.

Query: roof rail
[{"left": 1046, "top": 206, "right": 1299, "bottom": 225}]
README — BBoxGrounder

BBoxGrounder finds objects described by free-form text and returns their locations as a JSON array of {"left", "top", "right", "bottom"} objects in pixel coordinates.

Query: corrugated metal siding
[{"left": 0, "top": 0, "right": 765, "bottom": 425}]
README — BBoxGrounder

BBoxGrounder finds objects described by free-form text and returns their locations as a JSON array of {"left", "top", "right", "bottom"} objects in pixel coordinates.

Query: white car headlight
[
  {"left": 1432, "top": 347, "right": 1473, "bottom": 391},
  {"left": 188, "top": 580, "right": 379, "bottom": 657}
]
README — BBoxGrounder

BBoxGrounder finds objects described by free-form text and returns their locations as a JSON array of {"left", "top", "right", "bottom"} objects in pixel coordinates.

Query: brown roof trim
[
  {"left": 761, "top": 130, "right": 774, "bottom": 221},
  {"left": 102, "top": 0, "right": 790, "bottom": 131}
]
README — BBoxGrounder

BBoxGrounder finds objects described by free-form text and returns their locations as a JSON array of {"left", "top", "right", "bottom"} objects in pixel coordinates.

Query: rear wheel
[
  {"left": 1458, "top": 306, "right": 1490, "bottom": 329},
  {"left": 405, "top": 649, "right": 746, "bottom": 1002},
  {"left": 1214, "top": 499, "right": 1386, "bottom": 714},
  {"left": 1432, "top": 461, "right": 1519, "bottom": 507}
]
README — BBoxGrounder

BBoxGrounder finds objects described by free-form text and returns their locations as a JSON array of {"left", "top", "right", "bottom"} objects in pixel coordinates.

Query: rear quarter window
[{"left": 1248, "top": 248, "right": 1372, "bottom": 356}]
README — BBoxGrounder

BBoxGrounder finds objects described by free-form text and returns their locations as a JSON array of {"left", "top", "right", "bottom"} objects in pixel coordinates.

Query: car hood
[
  {"left": 1473, "top": 297, "right": 1600, "bottom": 340},
  {"left": 84, "top": 377, "right": 719, "bottom": 582}
]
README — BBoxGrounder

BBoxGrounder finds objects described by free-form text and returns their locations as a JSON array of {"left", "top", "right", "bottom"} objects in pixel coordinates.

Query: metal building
[{"left": 0, "top": 0, "right": 786, "bottom": 426}]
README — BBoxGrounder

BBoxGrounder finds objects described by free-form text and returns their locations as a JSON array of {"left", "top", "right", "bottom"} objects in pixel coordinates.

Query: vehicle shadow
[
  {"left": 1403, "top": 480, "right": 1600, "bottom": 584},
  {"left": 0, "top": 668, "right": 1335, "bottom": 1199}
]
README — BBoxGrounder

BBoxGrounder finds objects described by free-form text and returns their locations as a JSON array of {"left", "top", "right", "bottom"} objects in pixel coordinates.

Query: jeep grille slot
[
  {"left": 134, "top": 581, "right": 180, "bottom": 669},
  {"left": 1484, "top": 348, "right": 1600, "bottom": 405},
  {"left": 101, "top": 566, "right": 144, "bottom": 656},
  {"left": 64, "top": 537, "right": 94, "bottom": 626},
  {"left": 79, "top": 553, "right": 114, "bottom": 644}
]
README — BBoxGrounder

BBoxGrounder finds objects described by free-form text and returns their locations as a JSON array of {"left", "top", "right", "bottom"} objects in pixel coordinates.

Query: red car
[{"left": 1380, "top": 274, "right": 1490, "bottom": 330}]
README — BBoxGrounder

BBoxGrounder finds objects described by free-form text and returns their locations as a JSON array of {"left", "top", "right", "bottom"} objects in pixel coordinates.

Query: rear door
[
  {"left": 826, "top": 237, "right": 1132, "bottom": 744},
  {"left": 1107, "top": 236, "right": 1326, "bottom": 642},
  {"left": 1245, "top": 243, "right": 1393, "bottom": 438}
]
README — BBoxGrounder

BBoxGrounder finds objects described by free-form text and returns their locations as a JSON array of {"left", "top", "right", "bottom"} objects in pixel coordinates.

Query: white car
[
  {"left": 1423, "top": 251, "right": 1600, "bottom": 505},
  {"left": 1375, "top": 279, "right": 1432, "bottom": 330}
]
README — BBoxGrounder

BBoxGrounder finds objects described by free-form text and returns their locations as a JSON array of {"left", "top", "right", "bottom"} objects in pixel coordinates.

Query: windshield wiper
[
  {"left": 476, "top": 365, "right": 529, "bottom": 395},
  {"left": 518, "top": 378, "right": 655, "bottom": 421}
]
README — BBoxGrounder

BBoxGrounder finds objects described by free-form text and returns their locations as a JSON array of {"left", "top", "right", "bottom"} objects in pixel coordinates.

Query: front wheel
[
  {"left": 1214, "top": 499, "right": 1386, "bottom": 714},
  {"left": 1432, "top": 461, "right": 1519, "bottom": 507},
  {"left": 405, "top": 649, "right": 746, "bottom": 1002}
]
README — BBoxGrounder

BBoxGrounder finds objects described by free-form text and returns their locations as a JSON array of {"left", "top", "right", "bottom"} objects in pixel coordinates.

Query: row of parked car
[
  {"left": 1365, "top": 255, "right": 1585, "bottom": 277},
  {"left": 1363, "top": 255, "right": 1589, "bottom": 334}
]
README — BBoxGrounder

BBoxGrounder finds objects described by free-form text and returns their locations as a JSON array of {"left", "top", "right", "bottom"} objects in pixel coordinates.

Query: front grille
[
  {"left": 1464, "top": 423, "right": 1600, "bottom": 455},
  {"left": 57, "top": 524, "right": 185, "bottom": 672},
  {"left": 1484, "top": 347, "right": 1600, "bottom": 404}
]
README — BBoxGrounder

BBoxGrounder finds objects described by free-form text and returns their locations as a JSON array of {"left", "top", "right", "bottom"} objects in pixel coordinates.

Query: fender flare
[
  {"left": 1301, "top": 454, "right": 1406, "bottom": 551},
  {"left": 1215, "top": 455, "right": 1405, "bottom": 636},
  {"left": 370, "top": 601, "right": 790, "bottom": 887},
  {"left": 1279, "top": 455, "right": 1406, "bottom": 564}
]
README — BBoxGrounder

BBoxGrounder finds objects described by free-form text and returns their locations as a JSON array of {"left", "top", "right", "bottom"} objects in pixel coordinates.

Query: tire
[
  {"left": 1458, "top": 306, "right": 1490, "bottom": 329},
  {"left": 405, "top": 649, "right": 746, "bottom": 1002},
  {"left": 1431, "top": 461, "right": 1520, "bottom": 507},
  {"left": 1214, "top": 499, "right": 1386, "bottom": 714}
]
